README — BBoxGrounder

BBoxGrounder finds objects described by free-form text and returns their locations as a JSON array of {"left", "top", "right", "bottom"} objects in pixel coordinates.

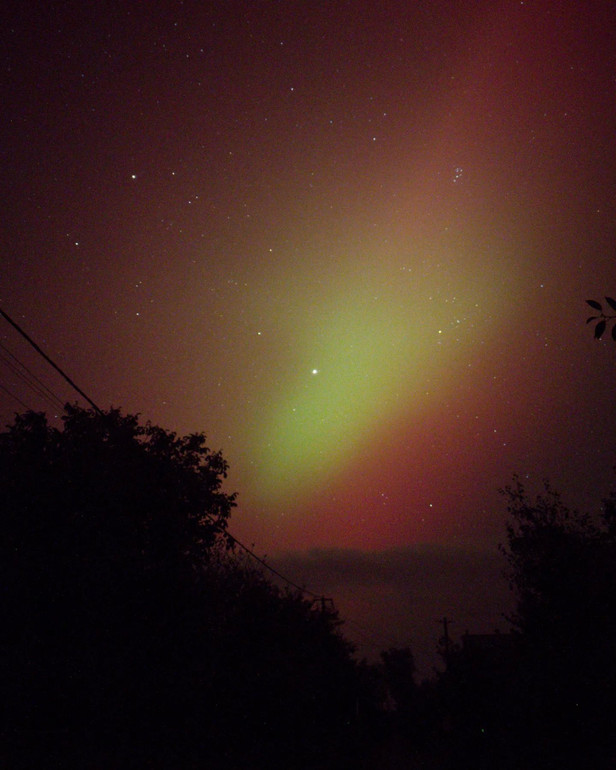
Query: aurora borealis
[{"left": 2, "top": 0, "right": 616, "bottom": 669}]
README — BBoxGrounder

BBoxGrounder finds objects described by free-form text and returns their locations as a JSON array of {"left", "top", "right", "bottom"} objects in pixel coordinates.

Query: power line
[
  {"left": 0, "top": 342, "right": 65, "bottom": 411},
  {"left": 0, "top": 351, "right": 59, "bottom": 409},
  {"left": 0, "top": 382, "right": 33, "bottom": 411},
  {"left": 0, "top": 340, "right": 66, "bottom": 407},
  {"left": 224, "top": 531, "right": 322, "bottom": 600},
  {"left": 0, "top": 307, "right": 102, "bottom": 414},
  {"left": 223, "top": 535, "right": 410, "bottom": 647}
]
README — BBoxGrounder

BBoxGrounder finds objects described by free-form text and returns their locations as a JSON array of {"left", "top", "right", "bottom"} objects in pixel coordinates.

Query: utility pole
[
  {"left": 313, "top": 596, "right": 335, "bottom": 614},
  {"left": 437, "top": 616, "right": 453, "bottom": 661}
]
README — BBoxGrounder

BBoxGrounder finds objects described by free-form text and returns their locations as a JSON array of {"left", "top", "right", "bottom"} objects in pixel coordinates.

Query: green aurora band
[{"left": 243, "top": 249, "right": 515, "bottom": 506}]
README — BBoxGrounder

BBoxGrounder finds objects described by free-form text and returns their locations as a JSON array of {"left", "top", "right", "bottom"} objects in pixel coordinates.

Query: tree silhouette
[
  {"left": 1, "top": 406, "right": 236, "bottom": 761},
  {"left": 499, "top": 477, "right": 616, "bottom": 767},
  {"left": 0, "top": 406, "right": 363, "bottom": 768}
]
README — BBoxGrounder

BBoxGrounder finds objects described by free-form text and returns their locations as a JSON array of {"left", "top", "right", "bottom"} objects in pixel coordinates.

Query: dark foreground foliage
[
  {"left": 6, "top": 405, "right": 615, "bottom": 768},
  {"left": 586, "top": 296, "right": 616, "bottom": 340},
  {"left": 0, "top": 406, "right": 365, "bottom": 769},
  {"left": 365, "top": 478, "right": 616, "bottom": 770},
  {"left": 405, "top": 478, "right": 616, "bottom": 770},
  {"left": 497, "top": 478, "right": 616, "bottom": 768}
]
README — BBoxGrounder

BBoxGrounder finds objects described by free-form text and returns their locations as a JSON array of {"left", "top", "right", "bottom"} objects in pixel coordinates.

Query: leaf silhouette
[
  {"left": 594, "top": 319, "right": 606, "bottom": 339},
  {"left": 586, "top": 299, "right": 603, "bottom": 311},
  {"left": 586, "top": 316, "right": 599, "bottom": 324},
  {"left": 606, "top": 297, "right": 616, "bottom": 311},
  {"left": 612, "top": 324, "right": 616, "bottom": 341}
]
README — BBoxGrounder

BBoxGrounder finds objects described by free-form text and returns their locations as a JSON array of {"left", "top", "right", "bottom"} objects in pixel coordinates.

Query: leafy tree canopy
[
  {"left": 0, "top": 406, "right": 363, "bottom": 768},
  {"left": 498, "top": 476, "right": 616, "bottom": 765},
  {"left": 1, "top": 403, "right": 236, "bottom": 563}
]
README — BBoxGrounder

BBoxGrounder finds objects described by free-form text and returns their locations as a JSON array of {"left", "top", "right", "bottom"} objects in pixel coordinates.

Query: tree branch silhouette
[{"left": 585, "top": 297, "right": 616, "bottom": 340}]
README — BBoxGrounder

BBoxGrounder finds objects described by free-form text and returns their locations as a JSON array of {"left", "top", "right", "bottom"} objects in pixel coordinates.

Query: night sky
[{"left": 2, "top": 0, "right": 616, "bottom": 673}]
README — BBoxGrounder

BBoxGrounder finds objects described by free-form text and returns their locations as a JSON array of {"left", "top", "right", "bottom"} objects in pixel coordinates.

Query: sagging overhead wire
[
  {"left": 224, "top": 531, "right": 322, "bottom": 601},
  {"left": 0, "top": 306, "right": 102, "bottom": 414},
  {"left": 0, "top": 340, "right": 65, "bottom": 411},
  {"left": 0, "top": 382, "right": 33, "bottom": 412}
]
